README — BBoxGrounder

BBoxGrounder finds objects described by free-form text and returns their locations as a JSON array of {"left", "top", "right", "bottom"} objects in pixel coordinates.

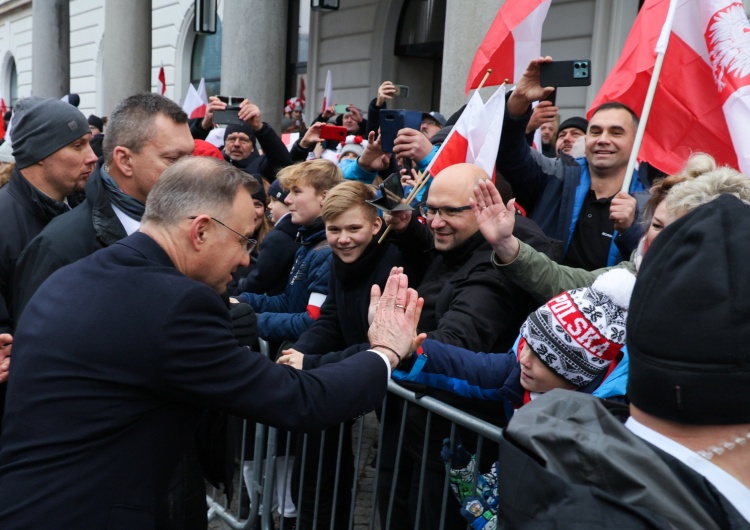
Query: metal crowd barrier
[{"left": 207, "top": 342, "right": 505, "bottom": 530}]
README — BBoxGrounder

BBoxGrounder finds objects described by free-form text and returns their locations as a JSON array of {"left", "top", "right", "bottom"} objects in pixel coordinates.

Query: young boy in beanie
[
  {"left": 394, "top": 268, "right": 635, "bottom": 405},
  {"left": 392, "top": 268, "right": 636, "bottom": 529}
]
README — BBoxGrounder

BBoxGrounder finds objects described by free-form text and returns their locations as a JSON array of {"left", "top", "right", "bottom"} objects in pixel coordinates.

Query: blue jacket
[
  {"left": 393, "top": 336, "right": 628, "bottom": 418},
  {"left": 497, "top": 106, "right": 650, "bottom": 266},
  {"left": 237, "top": 219, "right": 332, "bottom": 343}
]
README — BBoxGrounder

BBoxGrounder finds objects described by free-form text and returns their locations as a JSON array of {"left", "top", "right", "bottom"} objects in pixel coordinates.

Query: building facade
[{"left": 0, "top": 0, "right": 717, "bottom": 130}]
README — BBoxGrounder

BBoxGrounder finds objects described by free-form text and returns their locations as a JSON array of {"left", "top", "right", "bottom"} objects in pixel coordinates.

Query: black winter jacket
[
  {"left": 0, "top": 168, "right": 70, "bottom": 334},
  {"left": 235, "top": 214, "right": 302, "bottom": 296},
  {"left": 296, "top": 240, "right": 403, "bottom": 368},
  {"left": 12, "top": 163, "right": 127, "bottom": 319}
]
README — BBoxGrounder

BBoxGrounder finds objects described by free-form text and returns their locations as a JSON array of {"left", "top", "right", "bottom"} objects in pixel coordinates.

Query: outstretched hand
[
  {"left": 368, "top": 267, "right": 403, "bottom": 325},
  {"left": 368, "top": 271, "right": 426, "bottom": 368},
  {"left": 470, "top": 180, "right": 521, "bottom": 263}
]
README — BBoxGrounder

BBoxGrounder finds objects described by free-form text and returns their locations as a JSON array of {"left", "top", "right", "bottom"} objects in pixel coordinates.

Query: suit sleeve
[
  {"left": 392, "top": 339, "right": 516, "bottom": 401},
  {"left": 159, "top": 285, "right": 387, "bottom": 432}
]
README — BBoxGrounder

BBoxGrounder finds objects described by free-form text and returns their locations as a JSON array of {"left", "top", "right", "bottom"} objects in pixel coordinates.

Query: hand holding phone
[
  {"left": 393, "top": 85, "right": 410, "bottom": 98},
  {"left": 319, "top": 124, "right": 348, "bottom": 142}
]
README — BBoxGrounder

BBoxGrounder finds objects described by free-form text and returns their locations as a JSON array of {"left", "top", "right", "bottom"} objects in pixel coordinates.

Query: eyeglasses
[
  {"left": 188, "top": 216, "right": 257, "bottom": 253},
  {"left": 226, "top": 135, "right": 252, "bottom": 144},
  {"left": 418, "top": 204, "right": 472, "bottom": 219}
]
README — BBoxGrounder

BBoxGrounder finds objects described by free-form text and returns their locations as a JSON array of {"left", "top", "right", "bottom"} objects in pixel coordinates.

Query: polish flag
[
  {"left": 0, "top": 98, "right": 6, "bottom": 139},
  {"left": 426, "top": 84, "right": 507, "bottom": 179},
  {"left": 465, "top": 0, "right": 551, "bottom": 92},
  {"left": 158, "top": 62, "right": 166, "bottom": 96},
  {"left": 590, "top": 0, "right": 750, "bottom": 175},
  {"left": 182, "top": 83, "right": 207, "bottom": 120},
  {"left": 321, "top": 70, "right": 333, "bottom": 114}
]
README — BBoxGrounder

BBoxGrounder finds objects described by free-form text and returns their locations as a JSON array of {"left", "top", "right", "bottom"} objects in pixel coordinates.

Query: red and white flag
[
  {"left": 158, "top": 62, "right": 166, "bottom": 95},
  {"left": 182, "top": 83, "right": 207, "bottom": 120},
  {"left": 321, "top": 70, "right": 333, "bottom": 114},
  {"left": 465, "top": 0, "right": 551, "bottom": 92},
  {"left": 426, "top": 84, "right": 507, "bottom": 179},
  {"left": 590, "top": 0, "right": 750, "bottom": 175}
]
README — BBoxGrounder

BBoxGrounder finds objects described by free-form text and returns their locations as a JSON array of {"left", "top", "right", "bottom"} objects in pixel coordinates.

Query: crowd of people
[{"left": 0, "top": 54, "right": 747, "bottom": 530}]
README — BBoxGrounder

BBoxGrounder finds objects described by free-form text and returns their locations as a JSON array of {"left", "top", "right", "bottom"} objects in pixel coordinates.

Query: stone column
[
  {"left": 440, "top": 0, "right": 503, "bottom": 115},
  {"left": 31, "top": 0, "right": 70, "bottom": 98},
  {"left": 102, "top": 0, "right": 152, "bottom": 115},
  {"left": 221, "top": 0, "right": 288, "bottom": 132}
]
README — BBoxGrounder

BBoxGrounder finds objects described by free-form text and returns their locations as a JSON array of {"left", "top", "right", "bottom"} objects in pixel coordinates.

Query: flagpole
[
  {"left": 621, "top": 0, "right": 678, "bottom": 192},
  {"left": 476, "top": 69, "right": 493, "bottom": 91},
  {"left": 378, "top": 68, "right": 493, "bottom": 244}
]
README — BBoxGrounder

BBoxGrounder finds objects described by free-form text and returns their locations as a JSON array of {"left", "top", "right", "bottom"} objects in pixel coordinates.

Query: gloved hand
[
  {"left": 230, "top": 302, "right": 258, "bottom": 348},
  {"left": 442, "top": 437, "right": 472, "bottom": 468}
]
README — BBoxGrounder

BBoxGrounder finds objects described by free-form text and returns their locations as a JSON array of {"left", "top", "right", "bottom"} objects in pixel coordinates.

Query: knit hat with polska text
[{"left": 520, "top": 268, "right": 636, "bottom": 387}]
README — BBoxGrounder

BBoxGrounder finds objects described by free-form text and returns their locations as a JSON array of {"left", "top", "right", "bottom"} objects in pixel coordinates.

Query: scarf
[{"left": 100, "top": 165, "right": 146, "bottom": 221}]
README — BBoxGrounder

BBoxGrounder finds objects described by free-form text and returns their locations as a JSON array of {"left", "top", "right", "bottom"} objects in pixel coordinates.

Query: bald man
[{"left": 383, "top": 163, "right": 559, "bottom": 529}]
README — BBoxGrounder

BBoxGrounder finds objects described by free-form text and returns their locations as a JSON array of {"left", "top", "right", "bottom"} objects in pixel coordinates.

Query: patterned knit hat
[
  {"left": 520, "top": 269, "right": 636, "bottom": 387},
  {"left": 338, "top": 134, "right": 366, "bottom": 159}
]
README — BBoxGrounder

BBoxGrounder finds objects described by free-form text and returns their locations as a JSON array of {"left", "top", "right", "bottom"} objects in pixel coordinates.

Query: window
[
  {"left": 191, "top": 17, "right": 223, "bottom": 97},
  {"left": 395, "top": 0, "right": 446, "bottom": 58}
]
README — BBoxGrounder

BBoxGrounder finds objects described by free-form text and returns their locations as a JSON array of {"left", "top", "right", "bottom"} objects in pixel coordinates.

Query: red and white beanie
[
  {"left": 520, "top": 269, "right": 636, "bottom": 387},
  {"left": 338, "top": 134, "right": 367, "bottom": 159}
]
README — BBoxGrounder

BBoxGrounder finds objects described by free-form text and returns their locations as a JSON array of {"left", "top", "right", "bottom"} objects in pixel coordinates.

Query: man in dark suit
[{"left": 0, "top": 156, "right": 418, "bottom": 529}]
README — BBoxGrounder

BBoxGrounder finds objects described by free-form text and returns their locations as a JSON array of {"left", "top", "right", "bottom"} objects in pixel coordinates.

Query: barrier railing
[{"left": 207, "top": 348, "right": 504, "bottom": 530}]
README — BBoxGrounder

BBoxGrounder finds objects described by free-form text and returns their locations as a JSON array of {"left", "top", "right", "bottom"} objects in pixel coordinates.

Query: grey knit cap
[{"left": 11, "top": 96, "right": 90, "bottom": 169}]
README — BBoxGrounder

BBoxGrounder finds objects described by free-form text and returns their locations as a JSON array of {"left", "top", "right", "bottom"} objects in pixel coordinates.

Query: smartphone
[
  {"left": 319, "top": 124, "right": 348, "bottom": 142},
  {"left": 393, "top": 85, "right": 410, "bottom": 98},
  {"left": 334, "top": 104, "right": 350, "bottom": 114},
  {"left": 379, "top": 109, "right": 423, "bottom": 152},
  {"left": 217, "top": 95, "right": 244, "bottom": 110},
  {"left": 213, "top": 110, "right": 244, "bottom": 125},
  {"left": 539, "top": 60, "right": 592, "bottom": 88}
]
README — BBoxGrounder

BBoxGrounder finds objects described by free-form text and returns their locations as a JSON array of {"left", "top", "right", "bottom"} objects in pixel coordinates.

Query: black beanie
[
  {"left": 11, "top": 96, "right": 90, "bottom": 169},
  {"left": 558, "top": 116, "right": 588, "bottom": 134},
  {"left": 251, "top": 176, "right": 267, "bottom": 204},
  {"left": 627, "top": 194, "right": 750, "bottom": 425},
  {"left": 224, "top": 122, "right": 256, "bottom": 143},
  {"left": 88, "top": 114, "right": 104, "bottom": 132}
]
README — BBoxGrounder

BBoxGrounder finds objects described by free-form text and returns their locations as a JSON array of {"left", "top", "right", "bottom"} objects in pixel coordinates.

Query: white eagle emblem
[{"left": 707, "top": 3, "right": 750, "bottom": 91}]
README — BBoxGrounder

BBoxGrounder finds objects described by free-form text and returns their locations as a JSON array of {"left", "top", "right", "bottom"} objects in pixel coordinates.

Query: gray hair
[
  {"left": 103, "top": 93, "right": 188, "bottom": 164},
  {"left": 142, "top": 156, "right": 259, "bottom": 225},
  {"left": 665, "top": 165, "right": 750, "bottom": 219}
]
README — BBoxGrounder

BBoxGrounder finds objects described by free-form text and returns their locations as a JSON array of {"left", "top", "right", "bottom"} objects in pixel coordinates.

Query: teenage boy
[
  {"left": 235, "top": 159, "right": 342, "bottom": 343},
  {"left": 276, "top": 180, "right": 403, "bottom": 530}
]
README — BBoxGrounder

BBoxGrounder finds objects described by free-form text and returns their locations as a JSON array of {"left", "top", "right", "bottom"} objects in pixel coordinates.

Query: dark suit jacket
[{"left": 0, "top": 232, "right": 387, "bottom": 529}]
